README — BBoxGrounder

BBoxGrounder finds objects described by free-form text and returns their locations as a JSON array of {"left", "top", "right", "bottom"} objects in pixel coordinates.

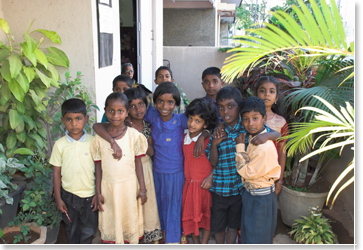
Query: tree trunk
[{"left": 296, "top": 158, "right": 309, "bottom": 187}]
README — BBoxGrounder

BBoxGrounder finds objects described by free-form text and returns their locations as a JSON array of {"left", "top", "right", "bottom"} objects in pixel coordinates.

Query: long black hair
[
  {"left": 255, "top": 76, "right": 284, "bottom": 116},
  {"left": 185, "top": 98, "right": 218, "bottom": 131}
]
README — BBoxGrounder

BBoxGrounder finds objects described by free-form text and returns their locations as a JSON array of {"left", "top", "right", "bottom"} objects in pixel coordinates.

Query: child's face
[
  {"left": 187, "top": 114, "right": 207, "bottom": 138},
  {"left": 242, "top": 111, "right": 266, "bottom": 137},
  {"left": 105, "top": 99, "right": 129, "bottom": 127},
  {"left": 217, "top": 98, "right": 240, "bottom": 127},
  {"left": 155, "top": 93, "right": 176, "bottom": 122},
  {"left": 124, "top": 65, "right": 134, "bottom": 79},
  {"left": 154, "top": 69, "right": 173, "bottom": 85},
  {"left": 61, "top": 112, "right": 88, "bottom": 140},
  {"left": 128, "top": 98, "right": 146, "bottom": 121},
  {"left": 256, "top": 82, "right": 278, "bottom": 108},
  {"left": 113, "top": 81, "right": 130, "bottom": 93},
  {"left": 202, "top": 74, "right": 224, "bottom": 99}
]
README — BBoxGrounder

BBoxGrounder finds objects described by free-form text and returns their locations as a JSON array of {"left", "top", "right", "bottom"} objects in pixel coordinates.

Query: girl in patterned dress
[
  {"left": 255, "top": 76, "right": 289, "bottom": 195},
  {"left": 91, "top": 92, "right": 148, "bottom": 244}
]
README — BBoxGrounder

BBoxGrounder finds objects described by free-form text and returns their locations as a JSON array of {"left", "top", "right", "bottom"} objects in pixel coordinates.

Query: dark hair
[
  {"left": 104, "top": 92, "right": 129, "bottom": 110},
  {"left": 123, "top": 88, "right": 148, "bottom": 107},
  {"left": 121, "top": 63, "right": 134, "bottom": 74},
  {"left": 155, "top": 66, "right": 173, "bottom": 79},
  {"left": 255, "top": 76, "right": 283, "bottom": 116},
  {"left": 216, "top": 86, "right": 243, "bottom": 108},
  {"left": 112, "top": 74, "right": 133, "bottom": 89},
  {"left": 240, "top": 96, "right": 266, "bottom": 117},
  {"left": 61, "top": 98, "right": 87, "bottom": 117},
  {"left": 202, "top": 67, "right": 222, "bottom": 80},
  {"left": 185, "top": 98, "right": 218, "bottom": 131},
  {"left": 153, "top": 82, "right": 180, "bottom": 106}
]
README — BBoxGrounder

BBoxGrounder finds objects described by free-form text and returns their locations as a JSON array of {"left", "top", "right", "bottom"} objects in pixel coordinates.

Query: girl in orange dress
[{"left": 181, "top": 98, "right": 218, "bottom": 244}]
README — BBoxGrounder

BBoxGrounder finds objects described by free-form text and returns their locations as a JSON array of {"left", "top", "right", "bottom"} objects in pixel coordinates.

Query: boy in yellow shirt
[
  {"left": 235, "top": 96, "right": 281, "bottom": 244},
  {"left": 50, "top": 98, "right": 98, "bottom": 244}
]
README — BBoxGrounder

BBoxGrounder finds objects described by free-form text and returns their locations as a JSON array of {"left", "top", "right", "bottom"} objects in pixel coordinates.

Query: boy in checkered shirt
[{"left": 205, "top": 87, "right": 280, "bottom": 244}]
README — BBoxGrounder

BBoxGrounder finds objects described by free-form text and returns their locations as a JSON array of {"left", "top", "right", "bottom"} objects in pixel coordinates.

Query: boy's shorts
[{"left": 211, "top": 193, "right": 242, "bottom": 233}]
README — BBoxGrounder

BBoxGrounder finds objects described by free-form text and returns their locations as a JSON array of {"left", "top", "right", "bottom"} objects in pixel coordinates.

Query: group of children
[{"left": 50, "top": 65, "right": 288, "bottom": 244}]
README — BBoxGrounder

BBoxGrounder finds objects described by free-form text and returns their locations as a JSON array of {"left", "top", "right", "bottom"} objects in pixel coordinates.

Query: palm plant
[
  {"left": 283, "top": 96, "right": 353, "bottom": 207},
  {"left": 221, "top": 0, "right": 354, "bottom": 206}
]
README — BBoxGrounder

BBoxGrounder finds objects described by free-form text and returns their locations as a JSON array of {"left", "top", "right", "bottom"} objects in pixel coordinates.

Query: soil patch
[{"left": 0, "top": 229, "right": 40, "bottom": 244}]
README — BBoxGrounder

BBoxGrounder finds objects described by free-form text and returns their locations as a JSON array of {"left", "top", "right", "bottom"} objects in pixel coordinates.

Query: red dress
[{"left": 181, "top": 135, "right": 213, "bottom": 236}]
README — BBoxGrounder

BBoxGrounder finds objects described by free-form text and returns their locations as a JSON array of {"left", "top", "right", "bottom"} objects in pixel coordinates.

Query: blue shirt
[
  {"left": 144, "top": 105, "right": 188, "bottom": 174},
  {"left": 203, "top": 95, "right": 223, "bottom": 123},
  {"left": 101, "top": 113, "right": 108, "bottom": 123},
  {"left": 205, "top": 118, "right": 272, "bottom": 197}
]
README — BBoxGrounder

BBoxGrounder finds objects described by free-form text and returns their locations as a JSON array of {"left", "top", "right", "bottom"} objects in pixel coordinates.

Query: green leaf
[
  {"left": 15, "top": 116, "right": 25, "bottom": 134},
  {"left": 1, "top": 81, "right": 11, "bottom": 101},
  {"left": 0, "top": 59, "right": 11, "bottom": 82},
  {"left": 23, "top": 66, "right": 35, "bottom": 83},
  {"left": 14, "top": 148, "right": 34, "bottom": 156},
  {"left": 9, "top": 54, "right": 23, "bottom": 79},
  {"left": 16, "top": 72, "right": 30, "bottom": 94},
  {"left": 46, "top": 47, "right": 69, "bottom": 68},
  {"left": 16, "top": 102, "right": 26, "bottom": 115},
  {"left": 22, "top": 115, "right": 35, "bottom": 130},
  {"left": 34, "top": 68, "right": 50, "bottom": 88},
  {"left": 36, "top": 29, "right": 62, "bottom": 44},
  {"left": 0, "top": 18, "right": 9, "bottom": 34},
  {"left": 44, "top": 63, "right": 60, "bottom": 80},
  {"left": 20, "top": 42, "right": 37, "bottom": 67},
  {"left": 38, "top": 128, "right": 47, "bottom": 139},
  {"left": 34, "top": 48, "right": 48, "bottom": 69},
  {"left": 8, "top": 78, "right": 25, "bottom": 102},
  {"left": 16, "top": 130, "right": 26, "bottom": 143},
  {"left": 0, "top": 47, "right": 9, "bottom": 62},
  {"left": 29, "top": 89, "right": 41, "bottom": 106},
  {"left": 29, "top": 133, "right": 44, "bottom": 148},
  {"left": 24, "top": 33, "right": 37, "bottom": 53},
  {"left": 9, "top": 109, "right": 20, "bottom": 130},
  {"left": 29, "top": 201, "right": 36, "bottom": 207},
  {"left": 23, "top": 204, "right": 29, "bottom": 211},
  {"left": 6, "top": 132, "right": 17, "bottom": 150}
]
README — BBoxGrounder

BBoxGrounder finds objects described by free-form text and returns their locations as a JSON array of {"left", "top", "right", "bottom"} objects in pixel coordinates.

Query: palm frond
[{"left": 221, "top": 0, "right": 353, "bottom": 83}]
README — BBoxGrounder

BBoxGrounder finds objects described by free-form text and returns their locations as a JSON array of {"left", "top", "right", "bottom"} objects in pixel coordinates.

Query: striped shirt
[{"left": 205, "top": 118, "right": 272, "bottom": 197}]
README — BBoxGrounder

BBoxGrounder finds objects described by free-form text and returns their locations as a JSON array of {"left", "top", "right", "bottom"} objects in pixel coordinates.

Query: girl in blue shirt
[{"left": 143, "top": 82, "right": 208, "bottom": 244}]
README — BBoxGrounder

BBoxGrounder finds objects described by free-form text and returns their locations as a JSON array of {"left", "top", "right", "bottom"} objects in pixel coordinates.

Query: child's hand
[
  {"left": 251, "top": 133, "right": 269, "bottom": 145},
  {"left": 201, "top": 176, "right": 213, "bottom": 190},
  {"left": 193, "top": 136, "right": 205, "bottom": 158},
  {"left": 55, "top": 198, "right": 67, "bottom": 213},
  {"left": 97, "top": 193, "right": 105, "bottom": 212},
  {"left": 215, "top": 123, "right": 225, "bottom": 138},
  {"left": 110, "top": 140, "right": 123, "bottom": 160},
  {"left": 275, "top": 182, "right": 282, "bottom": 195},
  {"left": 124, "top": 117, "right": 133, "bottom": 127},
  {"left": 236, "top": 133, "right": 246, "bottom": 144},
  {"left": 91, "top": 195, "right": 98, "bottom": 212},
  {"left": 137, "top": 192, "right": 148, "bottom": 205},
  {"left": 212, "top": 129, "right": 227, "bottom": 145}
]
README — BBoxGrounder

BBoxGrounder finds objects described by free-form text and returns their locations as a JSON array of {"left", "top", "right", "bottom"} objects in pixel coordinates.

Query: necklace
[{"left": 110, "top": 126, "right": 127, "bottom": 139}]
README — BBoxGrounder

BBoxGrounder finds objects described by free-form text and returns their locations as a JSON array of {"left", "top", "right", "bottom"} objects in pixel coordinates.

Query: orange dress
[{"left": 181, "top": 135, "right": 212, "bottom": 236}]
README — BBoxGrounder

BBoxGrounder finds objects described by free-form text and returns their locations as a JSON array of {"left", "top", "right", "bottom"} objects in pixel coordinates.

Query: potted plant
[
  {"left": 289, "top": 206, "right": 336, "bottom": 244},
  {"left": 1, "top": 222, "right": 47, "bottom": 244},
  {"left": 0, "top": 143, "right": 27, "bottom": 229},
  {"left": 221, "top": 0, "right": 354, "bottom": 226}
]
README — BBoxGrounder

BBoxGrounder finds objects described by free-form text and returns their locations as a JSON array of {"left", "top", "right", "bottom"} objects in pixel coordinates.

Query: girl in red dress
[{"left": 181, "top": 98, "right": 218, "bottom": 244}]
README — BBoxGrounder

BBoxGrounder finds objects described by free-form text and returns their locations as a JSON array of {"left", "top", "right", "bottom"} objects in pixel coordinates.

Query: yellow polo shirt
[{"left": 49, "top": 133, "right": 95, "bottom": 198}]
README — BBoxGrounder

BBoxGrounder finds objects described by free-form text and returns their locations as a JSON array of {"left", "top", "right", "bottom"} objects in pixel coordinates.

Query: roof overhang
[{"left": 163, "top": 0, "right": 215, "bottom": 9}]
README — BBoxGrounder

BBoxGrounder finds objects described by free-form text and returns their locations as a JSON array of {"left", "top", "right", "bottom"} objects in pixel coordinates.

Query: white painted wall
[
  {"left": 0, "top": 1, "right": 6, "bottom": 42},
  {"left": 152, "top": 0, "right": 164, "bottom": 91},
  {"left": 163, "top": 46, "right": 230, "bottom": 101},
  {"left": 92, "top": 0, "right": 122, "bottom": 121}
]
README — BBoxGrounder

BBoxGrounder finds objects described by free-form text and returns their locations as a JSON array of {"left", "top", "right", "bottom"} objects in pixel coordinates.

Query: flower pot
[
  {"left": 0, "top": 181, "right": 26, "bottom": 229},
  {"left": 279, "top": 185, "right": 328, "bottom": 227},
  {"left": 1, "top": 222, "right": 47, "bottom": 244},
  {"left": 45, "top": 224, "right": 60, "bottom": 244}
]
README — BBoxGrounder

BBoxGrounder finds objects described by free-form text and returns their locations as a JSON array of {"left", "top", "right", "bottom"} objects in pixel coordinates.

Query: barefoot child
[
  {"left": 255, "top": 76, "right": 288, "bottom": 194},
  {"left": 50, "top": 98, "right": 98, "bottom": 244},
  {"left": 91, "top": 92, "right": 148, "bottom": 244},
  {"left": 181, "top": 98, "right": 219, "bottom": 244},
  {"left": 236, "top": 96, "right": 281, "bottom": 244}
]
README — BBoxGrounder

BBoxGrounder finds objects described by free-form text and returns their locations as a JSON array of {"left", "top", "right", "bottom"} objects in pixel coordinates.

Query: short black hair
[
  {"left": 185, "top": 98, "right": 218, "bottom": 131},
  {"left": 202, "top": 67, "right": 221, "bottom": 80},
  {"left": 123, "top": 88, "right": 148, "bottom": 107},
  {"left": 240, "top": 96, "right": 266, "bottom": 117},
  {"left": 112, "top": 74, "right": 133, "bottom": 89},
  {"left": 216, "top": 86, "right": 243, "bottom": 108},
  {"left": 155, "top": 66, "right": 173, "bottom": 79},
  {"left": 121, "top": 63, "right": 134, "bottom": 74},
  {"left": 153, "top": 82, "right": 180, "bottom": 106},
  {"left": 61, "top": 98, "right": 87, "bottom": 117},
  {"left": 254, "top": 75, "right": 283, "bottom": 116},
  {"left": 104, "top": 92, "right": 129, "bottom": 111}
]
